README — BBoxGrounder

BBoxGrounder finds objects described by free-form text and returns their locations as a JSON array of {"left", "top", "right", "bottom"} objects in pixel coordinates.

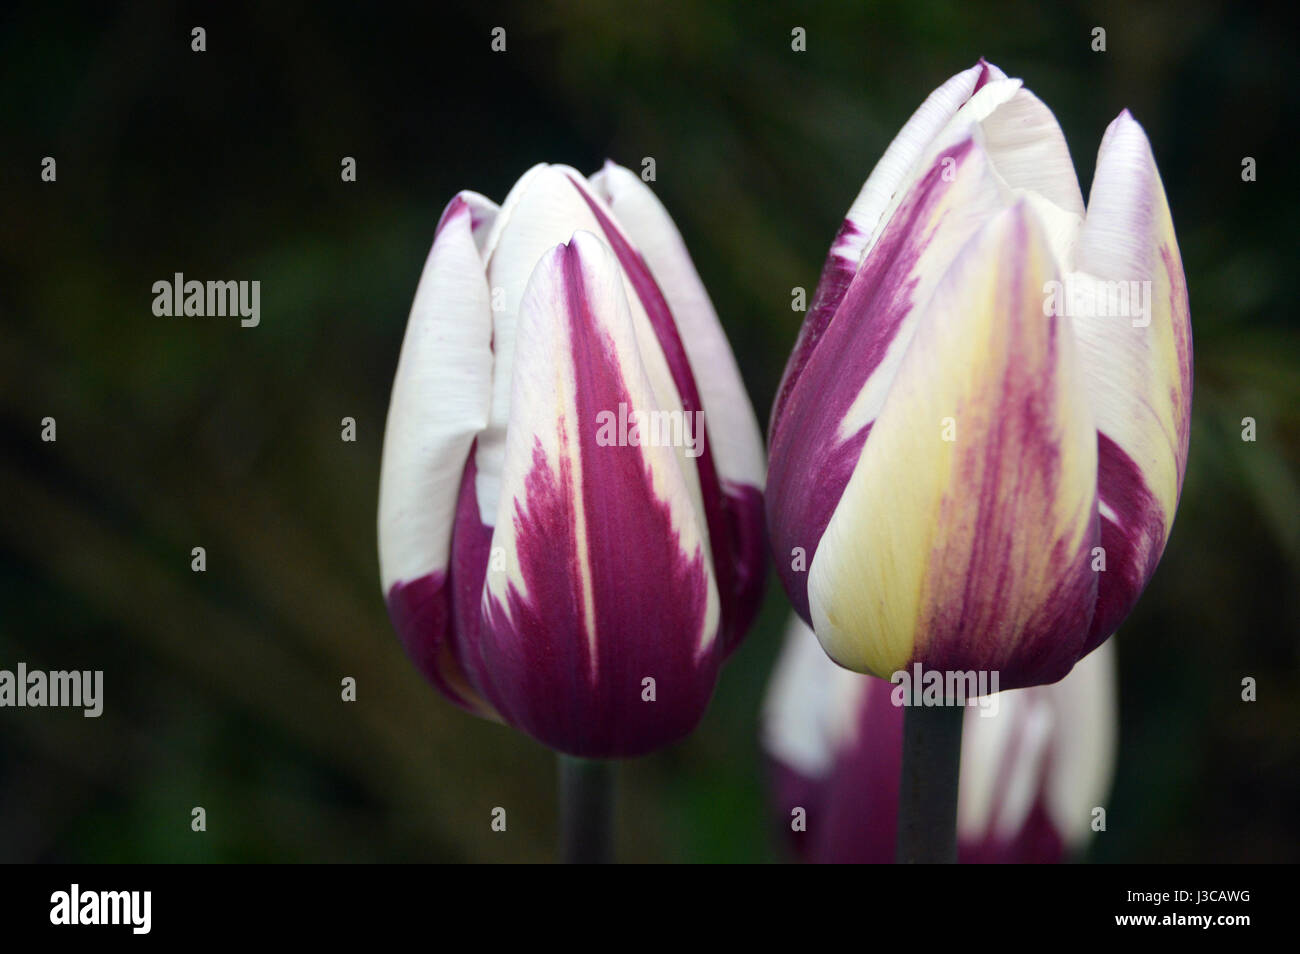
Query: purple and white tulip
[
  {"left": 762, "top": 614, "right": 1117, "bottom": 863},
  {"left": 378, "top": 163, "right": 766, "bottom": 758},
  {"left": 767, "top": 60, "right": 1193, "bottom": 690}
]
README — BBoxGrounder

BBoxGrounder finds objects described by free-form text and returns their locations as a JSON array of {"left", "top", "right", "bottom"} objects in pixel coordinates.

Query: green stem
[
  {"left": 558, "top": 755, "right": 614, "bottom": 863},
  {"left": 895, "top": 702, "right": 964, "bottom": 863}
]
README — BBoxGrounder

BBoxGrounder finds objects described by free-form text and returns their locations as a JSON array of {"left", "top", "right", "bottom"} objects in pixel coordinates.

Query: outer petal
[
  {"left": 587, "top": 161, "right": 768, "bottom": 648},
  {"left": 475, "top": 168, "right": 727, "bottom": 647},
  {"left": 769, "top": 60, "right": 1004, "bottom": 446},
  {"left": 1069, "top": 111, "right": 1193, "bottom": 648},
  {"left": 761, "top": 613, "right": 896, "bottom": 863},
  {"left": 563, "top": 167, "right": 760, "bottom": 652},
  {"left": 767, "top": 136, "right": 1010, "bottom": 622},
  {"left": 957, "top": 686, "right": 1059, "bottom": 861},
  {"left": 470, "top": 232, "right": 721, "bottom": 758},
  {"left": 378, "top": 194, "right": 497, "bottom": 715},
  {"left": 1043, "top": 638, "right": 1118, "bottom": 850},
  {"left": 761, "top": 612, "right": 866, "bottom": 781},
  {"left": 475, "top": 164, "right": 609, "bottom": 525},
  {"left": 959, "top": 638, "right": 1117, "bottom": 860},
  {"left": 809, "top": 204, "right": 1100, "bottom": 689},
  {"left": 588, "top": 161, "right": 766, "bottom": 491}
]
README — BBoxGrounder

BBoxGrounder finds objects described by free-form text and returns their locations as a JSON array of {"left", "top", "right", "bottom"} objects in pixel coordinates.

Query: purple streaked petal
[
  {"left": 587, "top": 162, "right": 767, "bottom": 492},
  {"left": 378, "top": 195, "right": 494, "bottom": 711},
  {"left": 386, "top": 449, "right": 499, "bottom": 719},
  {"left": 564, "top": 170, "right": 761, "bottom": 654},
  {"left": 474, "top": 233, "right": 721, "bottom": 757},
  {"left": 770, "top": 61, "right": 1003, "bottom": 445},
  {"left": 807, "top": 203, "right": 1100, "bottom": 688},
  {"left": 808, "top": 680, "right": 903, "bottom": 863},
  {"left": 386, "top": 571, "right": 490, "bottom": 716},
  {"left": 768, "top": 136, "right": 1008, "bottom": 623}
]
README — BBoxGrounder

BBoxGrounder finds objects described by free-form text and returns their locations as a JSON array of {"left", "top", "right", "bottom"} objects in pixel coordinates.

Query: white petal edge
[
  {"left": 378, "top": 197, "right": 495, "bottom": 589},
  {"left": 1068, "top": 111, "right": 1191, "bottom": 531},
  {"left": 761, "top": 612, "right": 870, "bottom": 779},
  {"left": 589, "top": 161, "right": 767, "bottom": 491}
]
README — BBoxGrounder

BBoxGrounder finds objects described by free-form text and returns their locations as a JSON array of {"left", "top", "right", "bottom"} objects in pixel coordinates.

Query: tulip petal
[
  {"left": 474, "top": 164, "right": 608, "bottom": 526},
  {"left": 568, "top": 166, "right": 762, "bottom": 650},
  {"left": 768, "top": 136, "right": 1010, "bottom": 621},
  {"left": 588, "top": 161, "right": 766, "bottom": 492},
  {"left": 378, "top": 194, "right": 496, "bottom": 714},
  {"left": 977, "top": 88, "right": 1085, "bottom": 219},
  {"left": 761, "top": 612, "right": 867, "bottom": 780},
  {"left": 808, "top": 203, "right": 1100, "bottom": 690},
  {"left": 1070, "top": 111, "right": 1193, "bottom": 646},
  {"left": 958, "top": 638, "right": 1117, "bottom": 857},
  {"left": 957, "top": 687, "right": 1054, "bottom": 847},
  {"left": 761, "top": 614, "right": 902, "bottom": 864},
  {"left": 1044, "top": 639, "right": 1118, "bottom": 849},
  {"left": 471, "top": 232, "right": 721, "bottom": 757},
  {"left": 440, "top": 188, "right": 499, "bottom": 251},
  {"left": 770, "top": 60, "right": 1005, "bottom": 445},
  {"left": 476, "top": 168, "right": 720, "bottom": 616}
]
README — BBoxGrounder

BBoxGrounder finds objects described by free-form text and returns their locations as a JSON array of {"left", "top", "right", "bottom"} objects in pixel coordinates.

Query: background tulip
[
  {"left": 762, "top": 614, "right": 1117, "bottom": 863},
  {"left": 767, "top": 60, "right": 1193, "bottom": 691},
  {"left": 378, "top": 162, "right": 766, "bottom": 759}
]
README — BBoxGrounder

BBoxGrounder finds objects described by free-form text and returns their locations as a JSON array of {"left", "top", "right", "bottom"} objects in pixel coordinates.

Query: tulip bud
[
  {"left": 378, "top": 163, "right": 766, "bottom": 757},
  {"left": 762, "top": 614, "right": 1117, "bottom": 863},
  {"left": 767, "top": 60, "right": 1192, "bottom": 689}
]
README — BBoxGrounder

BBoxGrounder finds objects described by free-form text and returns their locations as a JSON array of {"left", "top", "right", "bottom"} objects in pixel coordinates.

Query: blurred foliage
[{"left": 1, "top": 0, "right": 1297, "bottom": 862}]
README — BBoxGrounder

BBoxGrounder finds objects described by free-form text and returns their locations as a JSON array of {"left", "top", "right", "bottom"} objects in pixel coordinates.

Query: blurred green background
[{"left": 2, "top": 0, "right": 1297, "bottom": 862}]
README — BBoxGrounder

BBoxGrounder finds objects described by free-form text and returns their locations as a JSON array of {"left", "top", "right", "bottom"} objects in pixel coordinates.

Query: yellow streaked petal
[{"left": 808, "top": 203, "right": 1099, "bottom": 689}]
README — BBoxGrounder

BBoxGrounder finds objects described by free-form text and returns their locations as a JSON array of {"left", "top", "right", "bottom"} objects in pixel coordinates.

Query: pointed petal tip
[
  {"left": 1102, "top": 108, "right": 1152, "bottom": 151},
  {"left": 434, "top": 192, "right": 470, "bottom": 236},
  {"left": 973, "top": 57, "right": 1008, "bottom": 86},
  {"left": 561, "top": 227, "right": 608, "bottom": 259}
]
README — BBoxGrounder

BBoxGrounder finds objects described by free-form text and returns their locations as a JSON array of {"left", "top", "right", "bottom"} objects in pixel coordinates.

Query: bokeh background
[{"left": 2, "top": 0, "right": 1297, "bottom": 862}]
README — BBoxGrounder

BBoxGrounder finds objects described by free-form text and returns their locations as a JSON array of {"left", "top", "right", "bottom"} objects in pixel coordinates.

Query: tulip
[
  {"left": 762, "top": 614, "right": 1117, "bottom": 863},
  {"left": 767, "top": 60, "right": 1192, "bottom": 691},
  {"left": 377, "top": 162, "right": 766, "bottom": 760}
]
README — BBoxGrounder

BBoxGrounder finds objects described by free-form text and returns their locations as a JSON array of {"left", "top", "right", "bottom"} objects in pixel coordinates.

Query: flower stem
[
  {"left": 558, "top": 754, "right": 614, "bottom": 863},
  {"left": 895, "top": 702, "right": 964, "bottom": 863}
]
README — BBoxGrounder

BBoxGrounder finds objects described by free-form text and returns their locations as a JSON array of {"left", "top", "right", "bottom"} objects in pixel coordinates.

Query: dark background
[{"left": 2, "top": 0, "right": 1296, "bottom": 862}]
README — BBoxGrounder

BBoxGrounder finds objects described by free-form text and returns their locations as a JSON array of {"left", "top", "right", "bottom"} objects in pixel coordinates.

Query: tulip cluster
[
  {"left": 376, "top": 61, "right": 1190, "bottom": 867},
  {"left": 378, "top": 162, "right": 766, "bottom": 758}
]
